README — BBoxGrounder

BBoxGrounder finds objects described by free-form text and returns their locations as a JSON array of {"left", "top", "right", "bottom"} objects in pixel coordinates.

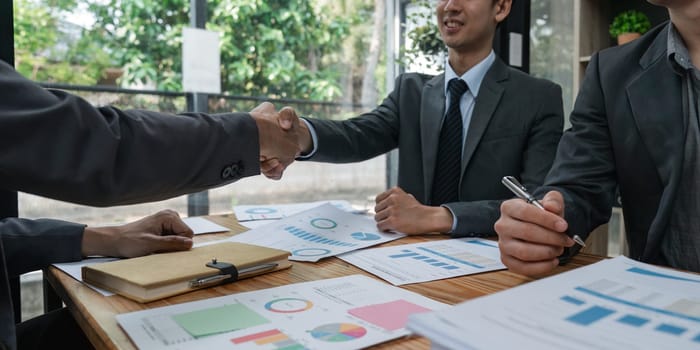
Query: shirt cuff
[
  {"left": 441, "top": 204, "right": 458, "bottom": 233},
  {"left": 297, "top": 118, "right": 319, "bottom": 159}
]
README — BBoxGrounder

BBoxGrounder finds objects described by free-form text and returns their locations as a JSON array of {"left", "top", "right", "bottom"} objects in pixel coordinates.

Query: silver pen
[
  {"left": 501, "top": 176, "right": 586, "bottom": 247},
  {"left": 189, "top": 262, "right": 279, "bottom": 288}
]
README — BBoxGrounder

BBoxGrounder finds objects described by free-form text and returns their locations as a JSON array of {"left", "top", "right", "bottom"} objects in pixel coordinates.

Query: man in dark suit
[
  {"left": 0, "top": 60, "right": 302, "bottom": 350},
  {"left": 495, "top": 1, "right": 700, "bottom": 276},
  {"left": 266, "top": 0, "right": 563, "bottom": 236}
]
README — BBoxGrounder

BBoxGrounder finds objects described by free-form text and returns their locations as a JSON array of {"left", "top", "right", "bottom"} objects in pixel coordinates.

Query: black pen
[{"left": 501, "top": 176, "right": 586, "bottom": 247}]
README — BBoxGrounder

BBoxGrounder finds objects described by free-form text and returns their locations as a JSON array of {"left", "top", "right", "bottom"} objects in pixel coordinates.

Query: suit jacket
[
  {"left": 538, "top": 22, "right": 684, "bottom": 265},
  {"left": 307, "top": 58, "right": 563, "bottom": 236},
  {"left": 0, "top": 61, "right": 261, "bottom": 349}
]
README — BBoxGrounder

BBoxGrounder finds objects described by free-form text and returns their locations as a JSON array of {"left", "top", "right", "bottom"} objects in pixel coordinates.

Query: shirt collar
[
  {"left": 444, "top": 50, "right": 496, "bottom": 98},
  {"left": 667, "top": 23, "right": 696, "bottom": 75}
]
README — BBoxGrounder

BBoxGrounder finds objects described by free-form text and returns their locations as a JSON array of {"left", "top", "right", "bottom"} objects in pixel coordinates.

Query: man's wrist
[
  {"left": 81, "top": 226, "right": 118, "bottom": 257},
  {"left": 431, "top": 206, "right": 456, "bottom": 233}
]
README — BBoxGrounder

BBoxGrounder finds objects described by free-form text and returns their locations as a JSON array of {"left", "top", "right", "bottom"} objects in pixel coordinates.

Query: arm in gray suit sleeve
[
  {"left": 535, "top": 53, "right": 617, "bottom": 244},
  {"left": 0, "top": 61, "right": 260, "bottom": 206},
  {"left": 448, "top": 80, "right": 565, "bottom": 236},
  {"left": 0, "top": 218, "right": 85, "bottom": 277}
]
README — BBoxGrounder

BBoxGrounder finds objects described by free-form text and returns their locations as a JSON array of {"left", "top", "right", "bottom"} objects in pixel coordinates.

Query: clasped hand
[{"left": 250, "top": 102, "right": 308, "bottom": 180}]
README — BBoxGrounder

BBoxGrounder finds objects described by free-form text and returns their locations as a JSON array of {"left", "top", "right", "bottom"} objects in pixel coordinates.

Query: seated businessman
[
  {"left": 264, "top": 0, "right": 563, "bottom": 237},
  {"left": 495, "top": 0, "right": 700, "bottom": 276}
]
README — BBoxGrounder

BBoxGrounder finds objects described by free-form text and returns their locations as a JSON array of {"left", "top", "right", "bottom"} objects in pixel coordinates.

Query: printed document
[
  {"left": 227, "top": 204, "right": 403, "bottom": 262},
  {"left": 117, "top": 274, "right": 447, "bottom": 350},
  {"left": 234, "top": 200, "right": 356, "bottom": 222},
  {"left": 408, "top": 256, "right": 700, "bottom": 349},
  {"left": 339, "top": 238, "right": 505, "bottom": 285}
]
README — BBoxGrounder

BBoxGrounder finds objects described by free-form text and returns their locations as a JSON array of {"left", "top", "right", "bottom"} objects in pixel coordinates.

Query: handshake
[{"left": 249, "top": 102, "right": 312, "bottom": 180}]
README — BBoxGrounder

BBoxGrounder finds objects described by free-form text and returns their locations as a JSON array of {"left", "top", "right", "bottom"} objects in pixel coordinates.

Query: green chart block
[{"left": 173, "top": 303, "right": 269, "bottom": 338}]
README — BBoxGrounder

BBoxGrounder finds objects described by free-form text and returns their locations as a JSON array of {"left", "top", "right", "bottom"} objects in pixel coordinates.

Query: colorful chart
[
  {"left": 245, "top": 207, "right": 278, "bottom": 214},
  {"left": 284, "top": 226, "right": 356, "bottom": 247},
  {"left": 264, "top": 298, "right": 313, "bottom": 313},
  {"left": 231, "top": 329, "right": 308, "bottom": 350},
  {"left": 172, "top": 303, "right": 269, "bottom": 338},
  {"left": 388, "top": 249, "right": 461, "bottom": 270},
  {"left": 310, "top": 218, "right": 337, "bottom": 229},
  {"left": 350, "top": 232, "right": 381, "bottom": 241},
  {"left": 309, "top": 323, "right": 367, "bottom": 342}
]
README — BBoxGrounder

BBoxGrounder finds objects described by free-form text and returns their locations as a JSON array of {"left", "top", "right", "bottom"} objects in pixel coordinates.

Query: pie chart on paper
[
  {"left": 309, "top": 323, "right": 367, "bottom": 342},
  {"left": 350, "top": 232, "right": 381, "bottom": 241}
]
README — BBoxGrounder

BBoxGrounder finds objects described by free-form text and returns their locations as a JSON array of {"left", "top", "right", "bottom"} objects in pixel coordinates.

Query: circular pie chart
[
  {"left": 309, "top": 323, "right": 367, "bottom": 342},
  {"left": 350, "top": 232, "right": 381, "bottom": 241},
  {"left": 245, "top": 207, "right": 277, "bottom": 214},
  {"left": 310, "top": 218, "right": 337, "bottom": 229}
]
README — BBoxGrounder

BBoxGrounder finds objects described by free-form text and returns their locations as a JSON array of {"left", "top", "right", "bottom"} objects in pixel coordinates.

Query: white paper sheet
[
  {"left": 408, "top": 256, "right": 700, "bottom": 350},
  {"left": 339, "top": 238, "right": 505, "bottom": 285},
  {"left": 182, "top": 217, "right": 230, "bottom": 235},
  {"left": 117, "top": 274, "right": 448, "bottom": 350},
  {"left": 227, "top": 204, "right": 403, "bottom": 262},
  {"left": 238, "top": 219, "right": 278, "bottom": 229},
  {"left": 52, "top": 258, "right": 118, "bottom": 296},
  {"left": 233, "top": 200, "right": 357, "bottom": 221}
]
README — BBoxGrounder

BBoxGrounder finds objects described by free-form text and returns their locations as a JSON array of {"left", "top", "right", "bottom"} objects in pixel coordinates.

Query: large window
[
  {"left": 530, "top": 0, "right": 574, "bottom": 121},
  {"left": 14, "top": 0, "right": 389, "bottom": 226}
]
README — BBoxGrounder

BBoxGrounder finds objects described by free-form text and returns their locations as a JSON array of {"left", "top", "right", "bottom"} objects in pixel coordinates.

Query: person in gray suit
[
  {"left": 0, "top": 59, "right": 302, "bottom": 350},
  {"left": 265, "top": 0, "right": 563, "bottom": 237},
  {"left": 495, "top": 1, "right": 700, "bottom": 276}
]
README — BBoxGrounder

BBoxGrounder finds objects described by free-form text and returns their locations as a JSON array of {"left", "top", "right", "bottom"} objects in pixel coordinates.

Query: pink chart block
[{"left": 348, "top": 299, "right": 432, "bottom": 331}]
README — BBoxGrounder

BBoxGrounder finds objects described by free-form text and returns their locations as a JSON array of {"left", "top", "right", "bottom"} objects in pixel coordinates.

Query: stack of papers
[
  {"left": 117, "top": 274, "right": 448, "bottom": 350},
  {"left": 407, "top": 256, "right": 700, "bottom": 349},
  {"left": 227, "top": 204, "right": 403, "bottom": 262},
  {"left": 234, "top": 200, "right": 360, "bottom": 229}
]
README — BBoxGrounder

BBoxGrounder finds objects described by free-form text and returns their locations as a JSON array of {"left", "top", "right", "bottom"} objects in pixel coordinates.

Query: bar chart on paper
[
  {"left": 117, "top": 275, "right": 447, "bottom": 350},
  {"left": 407, "top": 256, "right": 700, "bottom": 350},
  {"left": 228, "top": 204, "right": 404, "bottom": 262},
  {"left": 339, "top": 238, "right": 506, "bottom": 285}
]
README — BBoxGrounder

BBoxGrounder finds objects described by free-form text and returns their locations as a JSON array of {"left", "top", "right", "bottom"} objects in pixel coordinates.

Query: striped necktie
[{"left": 431, "top": 78, "right": 468, "bottom": 205}]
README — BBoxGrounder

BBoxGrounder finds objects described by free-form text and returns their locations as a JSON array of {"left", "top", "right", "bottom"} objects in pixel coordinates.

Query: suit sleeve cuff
[
  {"left": 297, "top": 118, "right": 319, "bottom": 159},
  {"left": 441, "top": 204, "right": 458, "bottom": 233}
]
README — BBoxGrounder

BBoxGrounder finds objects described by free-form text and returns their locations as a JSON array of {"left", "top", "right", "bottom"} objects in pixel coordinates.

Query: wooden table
[{"left": 46, "top": 214, "right": 604, "bottom": 349}]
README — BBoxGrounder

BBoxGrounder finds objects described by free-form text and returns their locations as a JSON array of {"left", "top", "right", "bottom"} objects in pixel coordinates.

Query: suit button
[
  {"left": 221, "top": 162, "right": 244, "bottom": 179},
  {"left": 221, "top": 166, "right": 233, "bottom": 179}
]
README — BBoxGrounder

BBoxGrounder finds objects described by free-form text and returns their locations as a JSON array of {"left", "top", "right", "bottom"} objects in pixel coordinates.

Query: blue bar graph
[
  {"left": 390, "top": 252, "right": 418, "bottom": 258},
  {"left": 560, "top": 296, "right": 585, "bottom": 306},
  {"left": 284, "top": 226, "right": 356, "bottom": 247},
  {"left": 566, "top": 306, "right": 615, "bottom": 326},
  {"left": 617, "top": 315, "right": 649, "bottom": 327},
  {"left": 655, "top": 323, "right": 687, "bottom": 336},
  {"left": 388, "top": 249, "right": 460, "bottom": 270}
]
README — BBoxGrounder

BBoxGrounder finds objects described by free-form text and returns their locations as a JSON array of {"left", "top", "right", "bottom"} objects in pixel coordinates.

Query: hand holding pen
[
  {"left": 501, "top": 176, "right": 585, "bottom": 247},
  {"left": 495, "top": 177, "right": 583, "bottom": 277}
]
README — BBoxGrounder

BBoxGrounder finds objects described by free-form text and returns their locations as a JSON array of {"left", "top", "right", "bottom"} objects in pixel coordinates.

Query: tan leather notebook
[{"left": 82, "top": 242, "right": 291, "bottom": 303}]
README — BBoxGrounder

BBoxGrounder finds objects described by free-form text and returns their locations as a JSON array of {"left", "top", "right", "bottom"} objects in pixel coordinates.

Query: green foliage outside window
[
  {"left": 401, "top": 0, "right": 445, "bottom": 72},
  {"left": 13, "top": 0, "right": 371, "bottom": 102},
  {"left": 14, "top": 0, "right": 115, "bottom": 84}
]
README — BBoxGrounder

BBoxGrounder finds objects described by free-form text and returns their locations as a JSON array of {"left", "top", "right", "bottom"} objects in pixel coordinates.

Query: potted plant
[{"left": 609, "top": 10, "right": 652, "bottom": 45}]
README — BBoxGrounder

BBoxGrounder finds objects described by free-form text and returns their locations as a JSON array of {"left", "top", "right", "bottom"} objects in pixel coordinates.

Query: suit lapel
[
  {"left": 627, "top": 28, "right": 684, "bottom": 190},
  {"left": 626, "top": 24, "right": 685, "bottom": 259},
  {"left": 461, "top": 59, "right": 507, "bottom": 176},
  {"left": 420, "top": 75, "right": 446, "bottom": 203}
]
